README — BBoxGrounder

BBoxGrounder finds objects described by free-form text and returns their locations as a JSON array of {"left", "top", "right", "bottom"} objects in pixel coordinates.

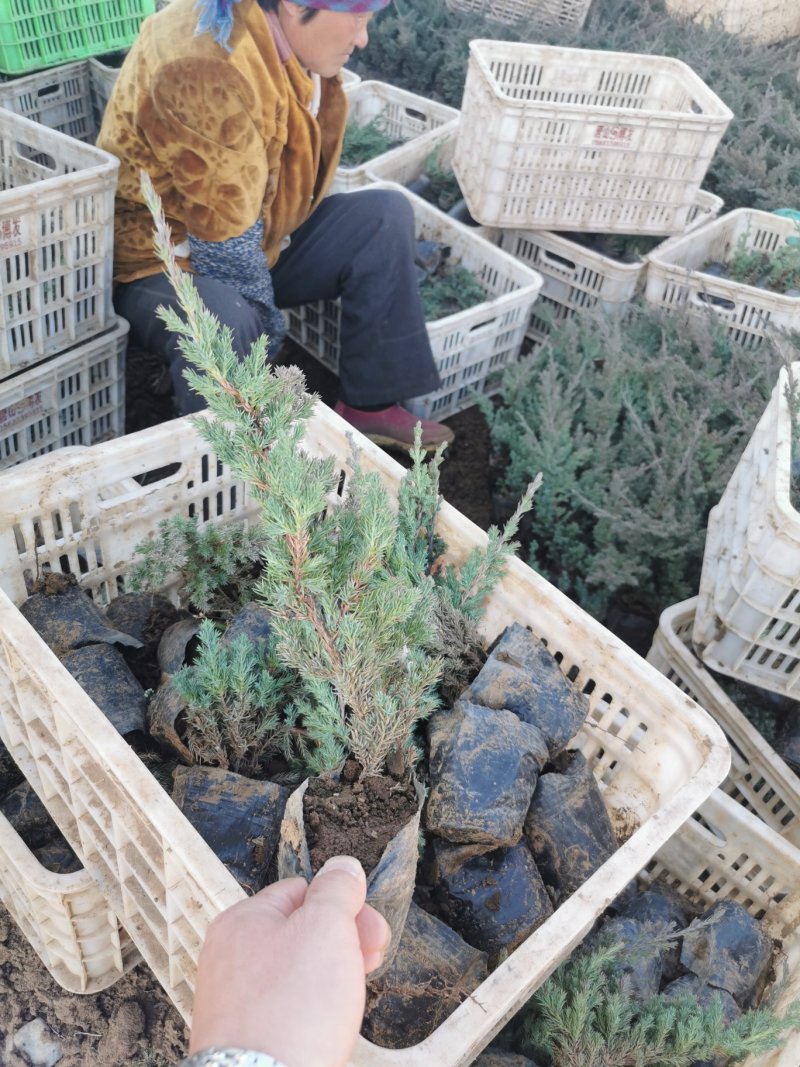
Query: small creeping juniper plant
[
  {"left": 141, "top": 174, "right": 538, "bottom": 777},
  {"left": 128, "top": 515, "right": 265, "bottom": 614},
  {"left": 511, "top": 932, "right": 800, "bottom": 1067}
]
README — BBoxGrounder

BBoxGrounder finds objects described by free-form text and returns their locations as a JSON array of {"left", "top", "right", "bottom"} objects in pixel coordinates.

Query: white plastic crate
[
  {"left": 647, "top": 597, "right": 800, "bottom": 847},
  {"left": 664, "top": 0, "right": 800, "bottom": 44},
  {"left": 0, "top": 316, "right": 127, "bottom": 469},
  {"left": 0, "top": 699, "right": 140, "bottom": 994},
  {"left": 445, "top": 0, "right": 593, "bottom": 29},
  {"left": 333, "top": 80, "right": 458, "bottom": 194},
  {"left": 489, "top": 189, "right": 724, "bottom": 345},
  {"left": 452, "top": 41, "right": 732, "bottom": 234},
  {"left": 0, "top": 60, "right": 96, "bottom": 142},
  {"left": 340, "top": 66, "right": 361, "bottom": 90},
  {"left": 645, "top": 208, "right": 800, "bottom": 349},
  {"left": 288, "top": 181, "right": 542, "bottom": 422},
  {"left": 644, "top": 788, "right": 800, "bottom": 1067},
  {"left": 0, "top": 109, "right": 119, "bottom": 378},
  {"left": 693, "top": 362, "right": 800, "bottom": 699},
  {"left": 0, "top": 410, "right": 730, "bottom": 1063}
]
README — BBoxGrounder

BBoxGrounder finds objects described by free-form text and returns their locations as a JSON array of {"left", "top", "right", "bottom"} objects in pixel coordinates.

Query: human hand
[{"left": 188, "top": 855, "right": 391, "bottom": 1067}]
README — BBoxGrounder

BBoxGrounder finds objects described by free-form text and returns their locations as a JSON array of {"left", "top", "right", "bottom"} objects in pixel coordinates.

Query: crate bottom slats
[{"left": 646, "top": 597, "right": 800, "bottom": 848}]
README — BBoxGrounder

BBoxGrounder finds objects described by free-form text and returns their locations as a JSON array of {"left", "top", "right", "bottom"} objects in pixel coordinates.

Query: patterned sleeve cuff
[
  {"left": 179, "top": 1048, "right": 289, "bottom": 1067},
  {"left": 188, "top": 221, "right": 288, "bottom": 351}
]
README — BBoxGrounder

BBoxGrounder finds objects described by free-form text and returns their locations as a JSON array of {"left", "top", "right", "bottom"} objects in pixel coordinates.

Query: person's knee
[{"left": 354, "top": 187, "right": 415, "bottom": 240}]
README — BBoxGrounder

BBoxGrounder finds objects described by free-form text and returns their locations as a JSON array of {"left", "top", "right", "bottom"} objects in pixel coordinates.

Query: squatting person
[{"left": 98, "top": 0, "right": 454, "bottom": 450}]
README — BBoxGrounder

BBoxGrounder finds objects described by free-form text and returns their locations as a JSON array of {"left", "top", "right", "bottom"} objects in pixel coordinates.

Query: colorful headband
[
  {"left": 195, "top": 0, "right": 390, "bottom": 50},
  {"left": 292, "top": 0, "right": 391, "bottom": 8}
]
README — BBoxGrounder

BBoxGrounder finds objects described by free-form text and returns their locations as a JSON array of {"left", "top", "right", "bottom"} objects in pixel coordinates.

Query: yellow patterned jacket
[{"left": 97, "top": 0, "right": 348, "bottom": 282}]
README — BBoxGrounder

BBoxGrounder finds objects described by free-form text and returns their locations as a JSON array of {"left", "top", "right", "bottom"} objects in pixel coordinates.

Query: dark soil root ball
[
  {"left": 33, "top": 836, "right": 82, "bottom": 875},
  {"left": 20, "top": 573, "right": 143, "bottom": 656},
  {"left": 524, "top": 749, "right": 618, "bottom": 906},
  {"left": 473, "top": 1051, "right": 543, "bottom": 1067},
  {"left": 680, "top": 899, "right": 773, "bottom": 1006},
  {"left": 1, "top": 781, "right": 57, "bottom": 850},
  {"left": 362, "top": 901, "right": 488, "bottom": 1049},
  {"left": 430, "top": 837, "right": 553, "bottom": 967},
  {"left": 106, "top": 592, "right": 181, "bottom": 690},
  {"left": 221, "top": 602, "right": 273, "bottom": 646},
  {"left": 464, "top": 623, "right": 588, "bottom": 757},
  {"left": 0, "top": 738, "right": 25, "bottom": 797},
  {"left": 589, "top": 915, "right": 663, "bottom": 1001},
  {"left": 425, "top": 701, "right": 548, "bottom": 850},
  {"left": 616, "top": 884, "right": 697, "bottom": 982},
  {"left": 662, "top": 974, "right": 741, "bottom": 1067},
  {"left": 172, "top": 766, "right": 289, "bottom": 894},
  {"left": 60, "top": 644, "right": 147, "bottom": 736}
]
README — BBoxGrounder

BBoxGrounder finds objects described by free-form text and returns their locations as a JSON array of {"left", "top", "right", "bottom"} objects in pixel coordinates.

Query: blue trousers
[{"left": 114, "top": 187, "right": 441, "bottom": 415}]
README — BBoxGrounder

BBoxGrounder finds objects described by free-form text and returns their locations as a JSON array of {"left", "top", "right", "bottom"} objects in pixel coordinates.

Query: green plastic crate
[{"left": 0, "top": 0, "right": 155, "bottom": 76}]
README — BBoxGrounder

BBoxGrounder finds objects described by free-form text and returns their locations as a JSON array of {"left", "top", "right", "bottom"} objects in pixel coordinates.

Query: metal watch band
[{"left": 179, "top": 1049, "right": 289, "bottom": 1067}]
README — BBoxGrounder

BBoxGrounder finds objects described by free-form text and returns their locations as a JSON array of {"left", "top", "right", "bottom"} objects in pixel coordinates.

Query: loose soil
[{"left": 305, "top": 769, "right": 419, "bottom": 875}]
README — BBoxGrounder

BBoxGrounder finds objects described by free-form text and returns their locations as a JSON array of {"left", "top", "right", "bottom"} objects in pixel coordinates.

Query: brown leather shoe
[{"left": 334, "top": 401, "right": 454, "bottom": 452}]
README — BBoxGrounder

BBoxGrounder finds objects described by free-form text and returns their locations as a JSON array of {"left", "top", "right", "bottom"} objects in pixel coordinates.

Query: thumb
[{"left": 304, "top": 855, "right": 368, "bottom": 918}]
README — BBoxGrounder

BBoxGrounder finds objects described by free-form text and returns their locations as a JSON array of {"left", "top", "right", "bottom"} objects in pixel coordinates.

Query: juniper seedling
[
  {"left": 142, "top": 173, "right": 442, "bottom": 777},
  {"left": 340, "top": 114, "right": 399, "bottom": 167},
  {"left": 418, "top": 262, "right": 488, "bottom": 320},
  {"left": 512, "top": 935, "right": 800, "bottom": 1067},
  {"left": 172, "top": 619, "right": 298, "bottom": 775},
  {"left": 128, "top": 515, "right": 265, "bottom": 614}
]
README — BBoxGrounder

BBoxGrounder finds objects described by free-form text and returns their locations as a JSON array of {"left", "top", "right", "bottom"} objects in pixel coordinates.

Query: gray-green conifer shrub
[
  {"left": 485, "top": 304, "right": 789, "bottom": 620},
  {"left": 512, "top": 935, "right": 800, "bottom": 1067},
  {"left": 128, "top": 515, "right": 265, "bottom": 613},
  {"left": 172, "top": 620, "right": 297, "bottom": 775}
]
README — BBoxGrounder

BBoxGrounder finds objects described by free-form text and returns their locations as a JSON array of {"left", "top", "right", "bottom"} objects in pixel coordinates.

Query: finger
[
  {"left": 355, "top": 904, "right": 391, "bottom": 974},
  {"left": 244, "top": 876, "right": 309, "bottom": 921},
  {"left": 303, "top": 855, "right": 368, "bottom": 920}
]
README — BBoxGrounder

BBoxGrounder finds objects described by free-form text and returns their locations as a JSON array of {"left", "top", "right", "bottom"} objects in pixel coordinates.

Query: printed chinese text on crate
[
  {"left": 646, "top": 597, "right": 800, "bottom": 848},
  {"left": 0, "top": 701, "right": 140, "bottom": 994},
  {"left": 664, "top": 0, "right": 800, "bottom": 44},
  {"left": 645, "top": 209, "right": 800, "bottom": 349},
  {"left": 333, "top": 80, "right": 458, "bottom": 194},
  {"left": 0, "top": 61, "right": 96, "bottom": 143},
  {"left": 0, "top": 0, "right": 156, "bottom": 76},
  {"left": 0, "top": 410, "right": 730, "bottom": 1064},
  {"left": 643, "top": 788, "right": 800, "bottom": 1067},
  {"left": 287, "top": 181, "right": 543, "bottom": 422},
  {"left": 0, "top": 316, "right": 128, "bottom": 470},
  {"left": 0, "top": 110, "right": 119, "bottom": 378},
  {"left": 692, "top": 363, "right": 800, "bottom": 699},
  {"left": 445, "top": 0, "right": 593, "bottom": 28},
  {"left": 452, "top": 41, "right": 732, "bottom": 234}
]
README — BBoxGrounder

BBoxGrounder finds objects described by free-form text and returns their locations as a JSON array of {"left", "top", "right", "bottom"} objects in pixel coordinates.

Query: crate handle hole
[
  {"left": 543, "top": 249, "right": 577, "bottom": 272},
  {"left": 694, "top": 292, "right": 735, "bottom": 312},
  {"left": 403, "top": 107, "right": 428, "bottom": 123},
  {"left": 468, "top": 316, "right": 497, "bottom": 333}
]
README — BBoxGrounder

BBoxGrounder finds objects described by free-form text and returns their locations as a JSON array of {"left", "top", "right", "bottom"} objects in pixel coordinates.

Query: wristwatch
[{"left": 179, "top": 1049, "right": 288, "bottom": 1067}]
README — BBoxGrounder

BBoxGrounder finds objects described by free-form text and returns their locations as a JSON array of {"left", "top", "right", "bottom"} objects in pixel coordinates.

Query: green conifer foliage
[
  {"left": 128, "top": 515, "right": 265, "bottom": 613},
  {"left": 173, "top": 619, "right": 298, "bottom": 775},
  {"left": 485, "top": 304, "right": 787, "bottom": 620},
  {"left": 142, "top": 175, "right": 442, "bottom": 777},
  {"left": 512, "top": 935, "right": 800, "bottom": 1067}
]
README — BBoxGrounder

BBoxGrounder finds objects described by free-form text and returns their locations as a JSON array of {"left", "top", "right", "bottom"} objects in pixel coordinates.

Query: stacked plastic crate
[
  {"left": 443, "top": 41, "right": 732, "bottom": 351},
  {"left": 0, "top": 0, "right": 150, "bottom": 470},
  {"left": 287, "top": 78, "right": 545, "bottom": 421}
]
